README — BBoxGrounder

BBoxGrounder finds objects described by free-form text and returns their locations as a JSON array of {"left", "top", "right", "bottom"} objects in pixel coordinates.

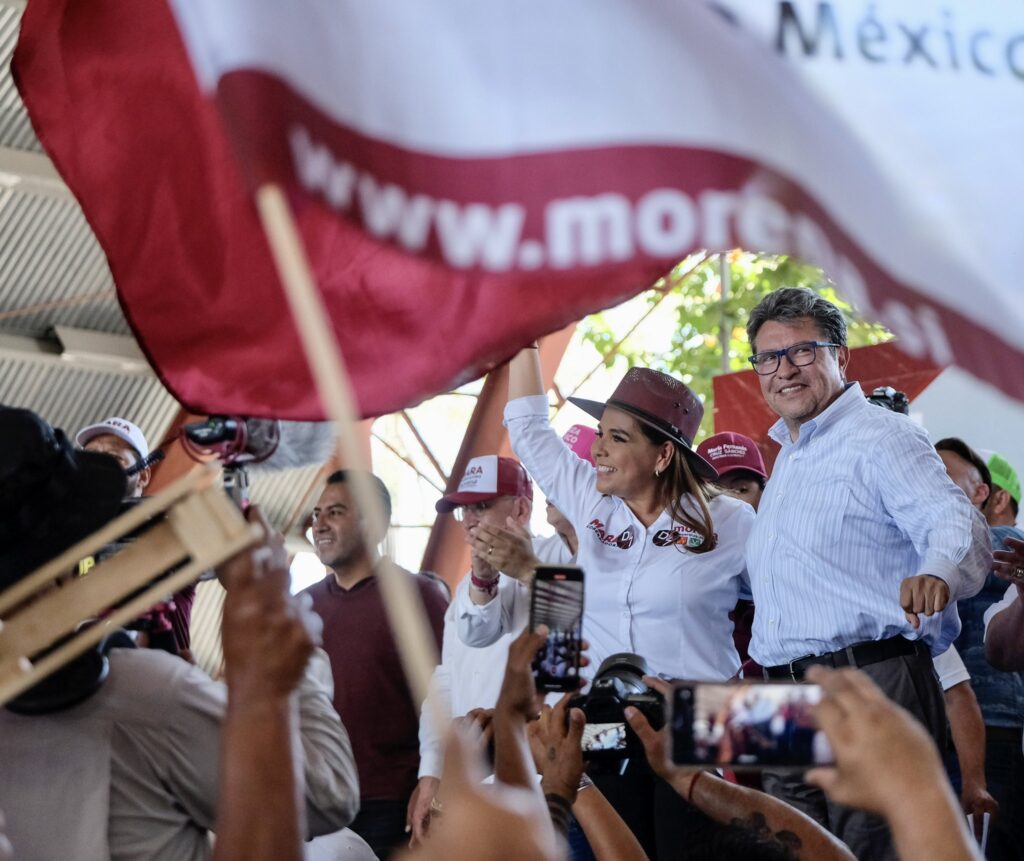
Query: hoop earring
[{"left": 654, "top": 467, "right": 662, "bottom": 478}]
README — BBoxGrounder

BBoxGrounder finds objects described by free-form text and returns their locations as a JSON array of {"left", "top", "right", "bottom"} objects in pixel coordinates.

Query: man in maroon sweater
[{"left": 302, "top": 470, "right": 447, "bottom": 860}]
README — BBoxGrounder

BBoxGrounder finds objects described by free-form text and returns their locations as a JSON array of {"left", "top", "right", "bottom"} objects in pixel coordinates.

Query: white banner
[{"left": 169, "top": 0, "right": 1024, "bottom": 402}]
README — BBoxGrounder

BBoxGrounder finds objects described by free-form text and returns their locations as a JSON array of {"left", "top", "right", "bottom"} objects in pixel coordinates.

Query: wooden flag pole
[{"left": 254, "top": 184, "right": 441, "bottom": 713}]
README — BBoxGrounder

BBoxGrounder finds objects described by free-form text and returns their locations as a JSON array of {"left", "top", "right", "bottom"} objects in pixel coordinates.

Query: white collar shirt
[{"left": 746, "top": 382, "right": 991, "bottom": 666}]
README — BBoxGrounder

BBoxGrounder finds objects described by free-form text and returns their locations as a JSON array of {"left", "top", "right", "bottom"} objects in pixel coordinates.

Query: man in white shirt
[
  {"left": 744, "top": 288, "right": 990, "bottom": 860},
  {"left": 408, "top": 453, "right": 540, "bottom": 844},
  {"left": 409, "top": 430, "right": 596, "bottom": 844}
]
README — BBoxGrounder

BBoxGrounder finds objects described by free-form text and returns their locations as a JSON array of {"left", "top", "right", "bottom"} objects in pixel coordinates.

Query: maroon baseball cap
[
  {"left": 696, "top": 432, "right": 767, "bottom": 480},
  {"left": 436, "top": 455, "right": 533, "bottom": 513},
  {"left": 568, "top": 368, "right": 717, "bottom": 480}
]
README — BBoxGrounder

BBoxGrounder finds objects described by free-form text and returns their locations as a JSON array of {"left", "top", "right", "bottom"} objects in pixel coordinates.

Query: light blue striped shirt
[{"left": 747, "top": 383, "right": 991, "bottom": 666}]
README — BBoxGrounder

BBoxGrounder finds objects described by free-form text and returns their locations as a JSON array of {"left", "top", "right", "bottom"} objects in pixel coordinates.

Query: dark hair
[
  {"left": 639, "top": 424, "right": 718, "bottom": 553},
  {"left": 326, "top": 469, "right": 392, "bottom": 524},
  {"left": 934, "top": 438, "right": 992, "bottom": 496},
  {"left": 747, "top": 288, "right": 847, "bottom": 353}
]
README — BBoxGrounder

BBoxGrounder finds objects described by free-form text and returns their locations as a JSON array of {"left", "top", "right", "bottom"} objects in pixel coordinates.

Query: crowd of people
[{"left": 1, "top": 287, "right": 1022, "bottom": 861}]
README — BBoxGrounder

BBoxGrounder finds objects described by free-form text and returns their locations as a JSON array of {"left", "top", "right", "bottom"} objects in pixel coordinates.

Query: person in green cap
[{"left": 985, "top": 453, "right": 1022, "bottom": 531}]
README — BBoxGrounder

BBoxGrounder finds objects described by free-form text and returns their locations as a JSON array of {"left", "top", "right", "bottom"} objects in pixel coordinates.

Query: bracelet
[
  {"left": 687, "top": 770, "right": 704, "bottom": 805},
  {"left": 469, "top": 572, "right": 498, "bottom": 595},
  {"left": 578, "top": 773, "right": 594, "bottom": 792}
]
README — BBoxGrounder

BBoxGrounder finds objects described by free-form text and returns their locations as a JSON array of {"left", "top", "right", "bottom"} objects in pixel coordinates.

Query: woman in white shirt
[
  {"left": 456, "top": 346, "right": 756, "bottom": 859},
  {"left": 457, "top": 346, "right": 755, "bottom": 685}
]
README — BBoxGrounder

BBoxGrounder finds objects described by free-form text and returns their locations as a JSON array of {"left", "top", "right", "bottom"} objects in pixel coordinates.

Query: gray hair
[{"left": 746, "top": 288, "right": 848, "bottom": 352}]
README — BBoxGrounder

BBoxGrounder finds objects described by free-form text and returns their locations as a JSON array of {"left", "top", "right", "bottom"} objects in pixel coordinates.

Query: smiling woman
[
  {"left": 570, "top": 381, "right": 719, "bottom": 554},
  {"left": 490, "top": 347, "right": 754, "bottom": 688}
]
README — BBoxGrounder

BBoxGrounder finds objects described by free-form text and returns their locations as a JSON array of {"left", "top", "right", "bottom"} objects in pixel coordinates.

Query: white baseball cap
[
  {"left": 76, "top": 416, "right": 149, "bottom": 460},
  {"left": 435, "top": 455, "right": 532, "bottom": 513}
]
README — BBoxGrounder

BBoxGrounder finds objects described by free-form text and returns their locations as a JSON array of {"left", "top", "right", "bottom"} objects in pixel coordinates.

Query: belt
[
  {"left": 763, "top": 636, "right": 924, "bottom": 681},
  {"left": 986, "top": 726, "right": 1024, "bottom": 743}
]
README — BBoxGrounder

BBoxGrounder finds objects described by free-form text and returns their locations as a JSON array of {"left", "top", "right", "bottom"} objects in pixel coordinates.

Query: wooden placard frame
[{"left": 0, "top": 466, "right": 259, "bottom": 705}]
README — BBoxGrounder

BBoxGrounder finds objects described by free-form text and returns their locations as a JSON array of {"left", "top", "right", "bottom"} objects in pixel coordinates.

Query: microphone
[{"left": 181, "top": 417, "right": 335, "bottom": 508}]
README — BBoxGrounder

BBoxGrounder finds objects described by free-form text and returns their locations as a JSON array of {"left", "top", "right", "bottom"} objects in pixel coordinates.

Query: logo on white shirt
[
  {"left": 653, "top": 525, "right": 707, "bottom": 550},
  {"left": 587, "top": 518, "right": 635, "bottom": 549}
]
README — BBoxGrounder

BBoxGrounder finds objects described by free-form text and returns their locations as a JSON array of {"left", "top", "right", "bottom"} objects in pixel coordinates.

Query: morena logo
[
  {"left": 586, "top": 518, "right": 634, "bottom": 550},
  {"left": 653, "top": 526, "right": 705, "bottom": 550}
]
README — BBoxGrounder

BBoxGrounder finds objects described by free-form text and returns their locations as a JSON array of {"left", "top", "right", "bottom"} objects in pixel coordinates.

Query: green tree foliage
[{"left": 579, "top": 252, "right": 892, "bottom": 440}]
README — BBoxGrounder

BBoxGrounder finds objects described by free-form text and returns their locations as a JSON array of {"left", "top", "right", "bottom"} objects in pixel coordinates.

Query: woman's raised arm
[{"left": 508, "top": 344, "right": 545, "bottom": 402}]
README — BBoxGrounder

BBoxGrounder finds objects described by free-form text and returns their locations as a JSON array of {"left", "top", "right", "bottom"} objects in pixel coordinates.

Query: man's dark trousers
[{"left": 762, "top": 644, "right": 946, "bottom": 861}]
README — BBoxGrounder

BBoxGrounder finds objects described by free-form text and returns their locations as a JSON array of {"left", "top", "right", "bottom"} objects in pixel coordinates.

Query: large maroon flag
[
  {"left": 15, "top": 0, "right": 1024, "bottom": 418},
  {"left": 13, "top": 0, "right": 666, "bottom": 419}
]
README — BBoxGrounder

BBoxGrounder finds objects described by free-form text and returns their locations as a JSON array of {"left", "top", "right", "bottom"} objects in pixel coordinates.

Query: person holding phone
[{"left": 454, "top": 344, "right": 754, "bottom": 859}]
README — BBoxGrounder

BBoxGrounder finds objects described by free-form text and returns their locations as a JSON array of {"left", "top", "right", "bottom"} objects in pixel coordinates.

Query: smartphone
[
  {"left": 529, "top": 565, "right": 584, "bottom": 692},
  {"left": 671, "top": 681, "right": 834, "bottom": 770}
]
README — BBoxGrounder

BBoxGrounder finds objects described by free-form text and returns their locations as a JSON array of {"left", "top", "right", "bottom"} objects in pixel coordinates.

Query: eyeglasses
[
  {"left": 453, "top": 499, "right": 501, "bottom": 522},
  {"left": 747, "top": 341, "right": 841, "bottom": 376}
]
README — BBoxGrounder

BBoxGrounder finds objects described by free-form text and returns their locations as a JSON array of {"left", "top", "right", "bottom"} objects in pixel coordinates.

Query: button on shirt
[
  {"left": 456, "top": 395, "right": 754, "bottom": 683},
  {"left": 746, "top": 383, "right": 991, "bottom": 667}
]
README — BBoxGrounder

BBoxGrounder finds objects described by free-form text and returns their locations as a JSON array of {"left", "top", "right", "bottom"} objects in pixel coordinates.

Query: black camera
[
  {"left": 866, "top": 386, "right": 909, "bottom": 415},
  {"left": 569, "top": 653, "right": 665, "bottom": 760}
]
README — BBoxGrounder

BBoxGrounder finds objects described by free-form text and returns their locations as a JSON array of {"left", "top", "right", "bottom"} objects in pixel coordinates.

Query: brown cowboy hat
[{"left": 568, "top": 368, "right": 718, "bottom": 481}]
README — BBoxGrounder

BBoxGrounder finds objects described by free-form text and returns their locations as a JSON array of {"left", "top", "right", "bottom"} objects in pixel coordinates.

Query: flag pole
[{"left": 254, "top": 183, "right": 441, "bottom": 713}]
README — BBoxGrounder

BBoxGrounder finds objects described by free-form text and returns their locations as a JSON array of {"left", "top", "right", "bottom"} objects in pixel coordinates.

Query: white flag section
[{"left": 171, "top": 0, "right": 1024, "bottom": 400}]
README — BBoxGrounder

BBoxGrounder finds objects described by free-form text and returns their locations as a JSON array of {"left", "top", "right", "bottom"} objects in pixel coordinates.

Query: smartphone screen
[
  {"left": 581, "top": 721, "right": 627, "bottom": 753},
  {"left": 529, "top": 565, "right": 583, "bottom": 692},
  {"left": 671, "top": 681, "right": 834, "bottom": 769}
]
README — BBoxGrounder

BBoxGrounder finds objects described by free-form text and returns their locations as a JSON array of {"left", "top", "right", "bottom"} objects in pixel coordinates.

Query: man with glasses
[
  {"left": 743, "top": 288, "right": 990, "bottom": 860},
  {"left": 411, "top": 454, "right": 559, "bottom": 844}
]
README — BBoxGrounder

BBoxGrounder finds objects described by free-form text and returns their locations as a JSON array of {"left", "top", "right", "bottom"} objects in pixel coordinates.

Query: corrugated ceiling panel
[
  {"left": 0, "top": 188, "right": 124, "bottom": 337},
  {"left": 0, "top": 356, "right": 179, "bottom": 445},
  {"left": 0, "top": 4, "right": 39, "bottom": 153},
  {"left": 189, "top": 579, "right": 226, "bottom": 680},
  {"left": 247, "top": 462, "right": 326, "bottom": 538}
]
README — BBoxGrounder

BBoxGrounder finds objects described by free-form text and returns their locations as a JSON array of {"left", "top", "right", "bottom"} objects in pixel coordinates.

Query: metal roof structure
[{"left": 0, "top": 0, "right": 342, "bottom": 552}]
